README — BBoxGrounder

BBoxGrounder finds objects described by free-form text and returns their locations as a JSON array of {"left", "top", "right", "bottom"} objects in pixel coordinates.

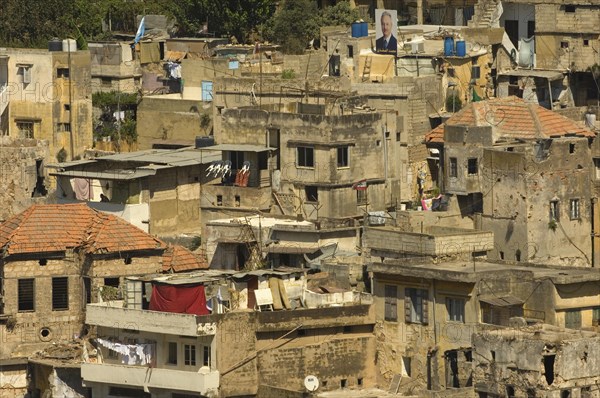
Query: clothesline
[{"left": 96, "top": 338, "right": 155, "bottom": 366}]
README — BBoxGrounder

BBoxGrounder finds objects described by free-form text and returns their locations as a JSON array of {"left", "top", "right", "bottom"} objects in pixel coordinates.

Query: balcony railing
[{"left": 82, "top": 363, "right": 219, "bottom": 394}]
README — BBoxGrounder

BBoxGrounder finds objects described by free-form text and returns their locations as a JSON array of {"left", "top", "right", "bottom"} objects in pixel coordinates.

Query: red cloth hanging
[{"left": 149, "top": 284, "right": 209, "bottom": 315}]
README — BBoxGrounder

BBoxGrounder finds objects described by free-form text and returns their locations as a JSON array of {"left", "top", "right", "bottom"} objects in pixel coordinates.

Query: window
[
  {"left": 203, "top": 346, "right": 211, "bottom": 367},
  {"left": 569, "top": 143, "right": 575, "bottom": 154},
  {"left": 561, "top": 41, "right": 569, "bottom": 49},
  {"left": 18, "top": 278, "right": 35, "bottom": 312},
  {"left": 347, "top": 45, "right": 354, "bottom": 58},
  {"left": 405, "top": 288, "right": 428, "bottom": 324},
  {"left": 584, "top": 39, "right": 590, "bottom": 46},
  {"left": 297, "top": 146, "right": 314, "bottom": 168},
  {"left": 565, "top": 5, "right": 576, "bottom": 12},
  {"left": 57, "top": 123, "right": 71, "bottom": 132},
  {"left": 396, "top": 132, "right": 401, "bottom": 141},
  {"left": 17, "top": 65, "right": 32, "bottom": 84},
  {"left": 357, "top": 189, "right": 367, "bottom": 205},
  {"left": 446, "top": 297, "right": 465, "bottom": 323},
  {"left": 570, "top": 199, "right": 580, "bottom": 220},
  {"left": 216, "top": 195, "right": 223, "bottom": 206},
  {"left": 167, "top": 342, "right": 177, "bottom": 365},
  {"left": 449, "top": 157, "right": 458, "bottom": 178},
  {"left": 592, "top": 307, "right": 600, "bottom": 326},
  {"left": 52, "top": 277, "right": 69, "bottom": 310},
  {"left": 16, "top": 121, "right": 34, "bottom": 139},
  {"left": 57, "top": 68, "right": 70, "bottom": 79},
  {"left": 83, "top": 277, "right": 92, "bottom": 304},
  {"left": 104, "top": 277, "right": 120, "bottom": 288},
  {"left": 594, "top": 159, "right": 600, "bottom": 179},
  {"left": 184, "top": 344, "right": 196, "bottom": 366},
  {"left": 550, "top": 200, "right": 560, "bottom": 221},
  {"left": 305, "top": 186, "right": 318, "bottom": 202},
  {"left": 384, "top": 285, "right": 397, "bottom": 321},
  {"left": 467, "top": 158, "right": 478, "bottom": 175},
  {"left": 108, "top": 387, "right": 150, "bottom": 397},
  {"left": 565, "top": 310, "right": 581, "bottom": 329},
  {"left": 337, "top": 146, "right": 349, "bottom": 168}
]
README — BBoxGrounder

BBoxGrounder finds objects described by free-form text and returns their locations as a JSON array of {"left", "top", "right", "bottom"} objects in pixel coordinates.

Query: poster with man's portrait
[{"left": 375, "top": 9, "right": 398, "bottom": 56}]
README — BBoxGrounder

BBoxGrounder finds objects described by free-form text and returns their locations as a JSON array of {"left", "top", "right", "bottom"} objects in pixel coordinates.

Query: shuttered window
[
  {"left": 405, "top": 288, "right": 428, "bottom": 324},
  {"left": 18, "top": 278, "right": 35, "bottom": 312},
  {"left": 565, "top": 310, "right": 581, "bottom": 329},
  {"left": 384, "top": 285, "right": 398, "bottom": 321},
  {"left": 52, "top": 277, "right": 69, "bottom": 310}
]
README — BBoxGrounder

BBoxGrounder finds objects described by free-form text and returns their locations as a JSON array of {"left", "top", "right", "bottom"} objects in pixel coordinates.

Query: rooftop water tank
[
  {"left": 48, "top": 38, "right": 62, "bottom": 52},
  {"left": 62, "top": 39, "right": 77, "bottom": 53},
  {"left": 444, "top": 37, "right": 454, "bottom": 56}
]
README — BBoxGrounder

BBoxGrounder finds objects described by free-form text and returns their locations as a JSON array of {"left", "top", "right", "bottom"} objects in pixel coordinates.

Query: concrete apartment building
[
  {"left": 80, "top": 269, "right": 375, "bottom": 397},
  {"left": 201, "top": 102, "right": 406, "bottom": 228},
  {"left": 368, "top": 255, "right": 600, "bottom": 394},
  {"left": 0, "top": 203, "right": 206, "bottom": 396},
  {"left": 0, "top": 46, "right": 93, "bottom": 162},
  {"left": 88, "top": 42, "right": 142, "bottom": 94},
  {"left": 473, "top": 325, "right": 600, "bottom": 397},
  {"left": 426, "top": 97, "right": 596, "bottom": 266},
  {"left": 48, "top": 147, "right": 221, "bottom": 237}
]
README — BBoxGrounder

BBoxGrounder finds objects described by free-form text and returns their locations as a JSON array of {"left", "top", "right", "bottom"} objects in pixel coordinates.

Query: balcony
[
  {"left": 201, "top": 175, "right": 272, "bottom": 210},
  {"left": 82, "top": 363, "right": 219, "bottom": 394},
  {"left": 86, "top": 301, "right": 218, "bottom": 336}
]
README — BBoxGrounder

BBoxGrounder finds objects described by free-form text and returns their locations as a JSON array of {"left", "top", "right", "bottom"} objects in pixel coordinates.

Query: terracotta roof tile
[
  {"left": 162, "top": 245, "right": 209, "bottom": 273},
  {"left": 0, "top": 203, "right": 165, "bottom": 256},
  {"left": 424, "top": 97, "right": 594, "bottom": 144}
]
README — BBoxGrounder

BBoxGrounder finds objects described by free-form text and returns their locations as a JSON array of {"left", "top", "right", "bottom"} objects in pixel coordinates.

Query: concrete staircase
[{"left": 468, "top": 0, "right": 501, "bottom": 28}]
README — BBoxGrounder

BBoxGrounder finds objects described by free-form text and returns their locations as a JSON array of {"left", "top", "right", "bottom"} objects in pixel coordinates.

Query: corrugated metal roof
[
  {"left": 49, "top": 169, "right": 156, "bottom": 180},
  {"left": 200, "top": 144, "right": 276, "bottom": 153},
  {"left": 479, "top": 295, "right": 524, "bottom": 307},
  {"left": 498, "top": 70, "right": 563, "bottom": 80}
]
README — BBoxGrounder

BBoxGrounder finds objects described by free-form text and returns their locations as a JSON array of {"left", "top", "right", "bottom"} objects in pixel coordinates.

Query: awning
[
  {"left": 479, "top": 295, "right": 524, "bottom": 307},
  {"left": 200, "top": 144, "right": 276, "bottom": 153},
  {"left": 165, "top": 50, "right": 187, "bottom": 62},
  {"left": 215, "top": 237, "right": 256, "bottom": 244},
  {"left": 264, "top": 241, "right": 320, "bottom": 254},
  {"left": 49, "top": 169, "right": 156, "bottom": 180},
  {"left": 497, "top": 69, "right": 564, "bottom": 81}
]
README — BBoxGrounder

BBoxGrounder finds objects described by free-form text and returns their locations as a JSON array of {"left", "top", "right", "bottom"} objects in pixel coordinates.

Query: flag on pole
[
  {"left": 134, "top": 16, "right": 146, "bottom": 45},
  {"left": 352, "top": 179, "right": 367, "bottom": 191}
]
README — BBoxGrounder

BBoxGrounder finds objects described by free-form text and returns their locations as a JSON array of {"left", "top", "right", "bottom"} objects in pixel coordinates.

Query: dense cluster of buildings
[{"left": 1, "top": 1, "right": 600, "bottom": 397}]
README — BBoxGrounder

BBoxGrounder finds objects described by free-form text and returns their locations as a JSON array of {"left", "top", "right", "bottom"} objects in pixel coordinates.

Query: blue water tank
[
  {"left": 360, "top": 22, "right": 368, "bottom": 37},
  {"left": 351, "top": 22, "right": 362, "bottom": 38},
  {"left": 456, "top": 40, "right": 466, "bottom": 57},
  {"left": 444, "top": 37, "right": 454, "bottom": 56}
]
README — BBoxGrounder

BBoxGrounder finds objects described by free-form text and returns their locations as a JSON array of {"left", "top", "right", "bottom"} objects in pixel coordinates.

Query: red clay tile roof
[
  {"left": 162, "top": 244, "right": 209, "bottom": 273},
  {"left": 0, "top": 203, "right": 165, "bottom": 256},
  {"left": 425, "top": 97, "right": 594, "bottom": 144}
]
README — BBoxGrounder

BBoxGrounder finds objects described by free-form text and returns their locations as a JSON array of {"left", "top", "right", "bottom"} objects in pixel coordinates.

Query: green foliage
[
  {"left": 92, "top": 91, "right": 138, "bottom": 145},
  {"left": 548, "top": 219, "right": 558, "bottom": 231},
  {"left": 265, "top": 0, "right": 320, "bottom": 54},
  {"left": 281, "top": 69, "right": 296, "bottom": 79},
  {"left": 200, "top": 113, "right": 211, "bottom": 129},
  {"left": 266, "top": 0, "right": 360, "bottom": 54},
  {"left": 445, "top": 93, "right": 463, "bottom": 113},
  {"left": 319, "top": 1, "right": 360, "bottom": 27},
  {"left": 56, "top": 148, "right": 68, "bottom": 163}
]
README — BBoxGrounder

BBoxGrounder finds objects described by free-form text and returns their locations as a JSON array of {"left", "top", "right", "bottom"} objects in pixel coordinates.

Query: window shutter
[
  {"left": 23, "top": 67, "right": 31, "bottom": 84},
  {"left": 404, "top": 289, "right": 412, "bottom": 323},
  {"left": 422, "top": 290, "right": 429, "bottom": 325}
]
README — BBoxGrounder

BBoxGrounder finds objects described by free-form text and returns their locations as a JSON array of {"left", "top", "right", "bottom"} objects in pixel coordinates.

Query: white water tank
[
  {"left": 62, "top": 39, "right": 77, "bottom": 52},
  {"left": 586, "top": 113, "right": 596, "bottom": 129}
]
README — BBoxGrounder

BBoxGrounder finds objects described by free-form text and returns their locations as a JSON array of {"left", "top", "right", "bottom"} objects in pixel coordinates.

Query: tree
[
  {"left": 319, "top": 1, "right": 360, "bottom": 27},
  {"left": 265, "top": 0, "right": 320, "bottom": 54}
]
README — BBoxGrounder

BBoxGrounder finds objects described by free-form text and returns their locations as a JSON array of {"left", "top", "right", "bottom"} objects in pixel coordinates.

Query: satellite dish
[{"left": 304, "top": 375, "right": 320, "bottom": 392}]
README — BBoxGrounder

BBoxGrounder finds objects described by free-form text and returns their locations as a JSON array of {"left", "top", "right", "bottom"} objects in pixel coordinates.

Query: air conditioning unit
[{"left": 410, "top": 41, "right": 425, "bottom": 54}]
